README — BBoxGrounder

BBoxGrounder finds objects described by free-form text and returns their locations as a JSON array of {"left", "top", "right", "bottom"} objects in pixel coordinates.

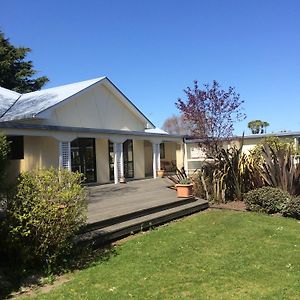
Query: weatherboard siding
[
  {"left": 133, "top": 140, "right": 145, "bottom": 179},
  {"left": 7, "top": 136, "right": 59, "bottom": 182},
  {"left": 46, "top": 85, "right": 146, "bottom": 131},
  {"left": 95, "top": 138, "right": 110, "bottom": 183}
]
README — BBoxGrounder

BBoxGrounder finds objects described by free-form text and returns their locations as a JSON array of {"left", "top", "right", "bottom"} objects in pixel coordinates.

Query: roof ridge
[
  {"left": 0, "top": 94, "right": 22, "bottom": 119},
  {"left": 23, "top": 76, "right": 106, "bottom": 95},
  {"left": 0, "top": 86, "right": 22, "bottom": 96}
]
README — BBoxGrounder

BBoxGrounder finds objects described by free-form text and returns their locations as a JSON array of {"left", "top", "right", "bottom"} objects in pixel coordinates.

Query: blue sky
[{"left": 1, "top": 0, "right": 300, "bottom": 134}]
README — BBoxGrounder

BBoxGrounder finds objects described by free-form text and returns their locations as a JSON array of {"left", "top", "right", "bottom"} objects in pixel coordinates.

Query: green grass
[{"left": 25, "top": 211, "right": 300, "bottom": 299}]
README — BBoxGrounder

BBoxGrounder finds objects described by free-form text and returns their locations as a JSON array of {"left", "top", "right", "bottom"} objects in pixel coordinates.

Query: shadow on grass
[{"left": 0, "top": 241, "right": 118, "bottom": 299}]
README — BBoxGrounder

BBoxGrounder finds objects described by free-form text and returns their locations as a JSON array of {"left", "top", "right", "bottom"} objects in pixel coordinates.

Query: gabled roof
[
  {"left": 0, "top": 87, "right": 21, "bottom": 117},
  {"left": 0, "top": 77, "right": 155, "bottom": 128}
]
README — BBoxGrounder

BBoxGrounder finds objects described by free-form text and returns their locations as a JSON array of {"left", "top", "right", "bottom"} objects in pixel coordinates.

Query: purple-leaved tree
[{"left": 176, "top": 80, "right": 246, "bottom": 157}]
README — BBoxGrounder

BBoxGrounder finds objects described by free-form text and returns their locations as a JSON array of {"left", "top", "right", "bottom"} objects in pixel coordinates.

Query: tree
[
  {"left": 248, "top": 120, "right": 269, "bottom": 134},
  {"left": 176, "top": 80, "right": 246, "bottom": 156},
  {"left": 0, "top": 31, "right": 49, "bottom": 93},
  {"left": 162, "top": 114, "right": 191, "bottom": 135}
]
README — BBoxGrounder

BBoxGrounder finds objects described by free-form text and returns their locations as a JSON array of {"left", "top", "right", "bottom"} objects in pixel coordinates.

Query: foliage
[
  {"left": 167, "top": 167, "right": 189, "bottom": 185},
  {"left": 0, "top": 31, "right": 49, "bottom": 93},
  {"left": 253, "top": 143, "right": 300, "bottom": 196},
  {"left": 0, "top": 133, "right": 9, "bottom": 186},
  {"left": 21, "top": 211, "right": 300, "bottom": 300},
  {"left": 247, "top": 120, "right": 269, "bottom": 134},
  {"left": 178, "top": 178, "right": 192, "bottom": 185},
  {"left": 193, "top": 139, "right": 256, "bottom": 202},
  {"left": 176, "top": 80, "right": 246, "bottom": 156},
  {"left": 244, "top": 187, "right": 291, "bottom": 214},
  {"left": 283, "top": 196, "right": 300, "bottom": 219},
  {"left": 161, "top": 114, "right": 191, "bottom": 135},
  {"left": 193, "top": 134, "right": 300, "bottom": 203},
  {"left": 192, "top": 165, "right": 212, "bottom": 200},
  {"left": 250, "top": 136, "right": 296, "bottom": 159},
  {"left": 216, "top": 146, "right": 245, "bottom": 201},
  {"left": 5, "top": 168, "right": 87, "bottom": 269}
]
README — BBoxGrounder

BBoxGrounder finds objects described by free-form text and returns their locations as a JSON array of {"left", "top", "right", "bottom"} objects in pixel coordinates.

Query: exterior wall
[
  {"left": 95, "top": 139, "right": 110, "bottom": 183},
  {"left": 242, "top": 138, "right": 262, "bottom": 154},
  {"left": 162, "top": 142, "right": 177, "bottom": 163},
  {"left": 7, "top": 136, "right": 59, "bottom": 182},
  {"left": 46, "top": 85, "right": 146, "bottom": 131},
  {"left": 184, "top": 142, "right": 206, "bottom": 175},
  {"left": 161, "top": 142, "right": 176, "bottom": 172},
  {"left": 133, "top": 140, "right": 145, "bottom": 179},
  {"left": 144, "top": 141, "right": 180, "bottom": 176},
  {"left": 176, "top": 143, "right": 184, "bottom": 170},
  {"left": 144, "top": 141, "right": 153, "bottom": 176}
]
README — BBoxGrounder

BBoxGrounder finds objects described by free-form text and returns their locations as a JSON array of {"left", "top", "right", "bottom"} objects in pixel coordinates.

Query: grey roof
[
  {"left": 0, "top": 87, "right": 21, "bottom": 117},
  {"left": 0, "top": 77, "right": 155, "bottom": 128},
  {"left": 242, "top": 132, "right": 300, "bottom": 139},
  {"left": 185, "top": 132, "right": 300, "bottom": 143},
  {"left": 0, "top": 122, "right": 183, "bottom": 140},
  {"left": 0, "top": 77, "right": 104, "bottom": 121}
]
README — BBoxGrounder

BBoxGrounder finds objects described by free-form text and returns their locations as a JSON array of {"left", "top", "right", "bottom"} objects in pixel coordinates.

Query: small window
[
  {"left": 160, "top": 143, "right": 165, "bottom": 159},
  {"left": 7, "top": 136, "right": 24, "bottom": 160}
]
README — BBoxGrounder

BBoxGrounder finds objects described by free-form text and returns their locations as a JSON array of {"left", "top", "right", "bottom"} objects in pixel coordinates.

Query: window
[
  {"left": 160, "top": 143, "right": 165, "bottom": 159},
  {"left": 7, "top": 136, "right": 24, "bottom": 159}
]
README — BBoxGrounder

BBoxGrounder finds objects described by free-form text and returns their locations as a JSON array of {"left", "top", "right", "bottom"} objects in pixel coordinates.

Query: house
[
  {"left": 0, "top": 77, "right": 184, "bottom": 184},
  {"left": 184, "top": 132, "right": 300, "bottom": 174}
]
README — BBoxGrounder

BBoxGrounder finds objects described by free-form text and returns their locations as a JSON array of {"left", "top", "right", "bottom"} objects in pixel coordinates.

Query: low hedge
[
  {"left": 244, "top": 187, "right": 291, "bottom": 214},
  {"left": 283, "top": 197, "right": 300, "bottom": 219}
]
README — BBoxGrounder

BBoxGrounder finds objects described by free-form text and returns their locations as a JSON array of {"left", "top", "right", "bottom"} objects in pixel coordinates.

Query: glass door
[
  {"left": 123, "top": 139, "right": 134, "bottom": 178},
  {"left": 71, "top": 138, "right": 97, "bottom": 183},
  {"left": 109, "top": 139, "right": 134, "bottom": 180},
  {"left": 109, "top": 141, "right": 114, "bottom": 181}
]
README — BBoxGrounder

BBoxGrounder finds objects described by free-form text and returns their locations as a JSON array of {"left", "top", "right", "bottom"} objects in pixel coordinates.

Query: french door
[
  {"left": 71, "top": 138, "right": 97, "bottom": 183},
  {"left": 109, "top": 139, "right": 134, "bottom": 180}
]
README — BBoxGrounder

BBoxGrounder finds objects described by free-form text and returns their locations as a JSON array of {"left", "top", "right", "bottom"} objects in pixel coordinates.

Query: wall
[
  {"left": 47, "top": 85, "right": 146, "bottom": 131},
  {"left": 162, "top": 142, "right": 177, "bottom": 162},
  {"left": 95, "top": 139, "right": 110, "bottom": 183},
  {"left": 133, "top": 140, "right": 145, "bottom": 179},
  {"left": 7, "top": 136, "right": 59, "bottom": 182},
  {"left": 176, "top": 143, "right": 184, "bottom": 169},
  {"left": 241, "top": 138, "right": 261, "bottom": 154},
  {"left": 144, "top": 141, "right": 153, "bottom": 176}
]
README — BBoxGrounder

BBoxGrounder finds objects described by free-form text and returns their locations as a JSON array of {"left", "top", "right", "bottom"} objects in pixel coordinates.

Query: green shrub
[
  {"left": 244, "top": 187, "right": 291, "bottom": 214},
  {"left": 0, "top": 134, "right": 9, "bottom": 193},
  {"left": 283, "top": 197, "right": 300, "bottom": 219},
  {"left": 6, "top": 168, "right": 87, "bottom": 269}
]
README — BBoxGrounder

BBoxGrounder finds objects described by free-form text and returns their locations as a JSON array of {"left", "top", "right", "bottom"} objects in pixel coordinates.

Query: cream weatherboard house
[{"left": 0, "top": 77, "right": 184, "bottom": 184}]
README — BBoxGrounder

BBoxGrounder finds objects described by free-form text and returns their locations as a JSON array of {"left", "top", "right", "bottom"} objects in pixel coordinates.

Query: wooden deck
[
  {"left": 87, "top": 178, "right": 187, "bottom": 223},
  {"left": 79, "top": 178, "right": 208, "bottom": 246}
]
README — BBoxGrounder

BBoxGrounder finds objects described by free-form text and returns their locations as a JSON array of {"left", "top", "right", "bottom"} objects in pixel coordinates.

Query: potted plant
[
  {"left": 157, "top": 169, "right": 165, "bottom": 178},
  {"left": 176, "top": 178, "right": 194, "bottom": 198},
  {"left": 119, "top": 176, "right": 126, "bottom": 183}
]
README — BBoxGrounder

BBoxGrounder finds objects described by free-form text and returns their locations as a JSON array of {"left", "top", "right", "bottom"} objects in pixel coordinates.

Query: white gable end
[{"left": 44, "top": 83, "right": 148, "bottom": 131}]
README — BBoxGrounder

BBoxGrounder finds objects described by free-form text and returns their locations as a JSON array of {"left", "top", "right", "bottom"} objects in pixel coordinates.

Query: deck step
[
  {"left": 77, "top": 198, "right": 208, "bottom": 247},
  {"left": 84, "top": 197, "right": 197, "bottom": 233}
]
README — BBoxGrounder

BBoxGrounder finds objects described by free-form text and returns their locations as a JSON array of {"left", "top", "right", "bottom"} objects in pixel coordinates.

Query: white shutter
[{"left": 59, "top": 141, "right": 71, "bottom": 170}]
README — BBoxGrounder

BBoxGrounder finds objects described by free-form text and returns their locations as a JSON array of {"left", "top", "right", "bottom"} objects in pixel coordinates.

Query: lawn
[{"left": 24, "top": 210, "right": 300, "bottom": 299}]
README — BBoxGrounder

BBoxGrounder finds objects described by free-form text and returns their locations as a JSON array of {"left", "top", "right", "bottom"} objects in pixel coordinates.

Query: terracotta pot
[
  {"left": 119, "top": 177, "right": 126, "bottom": 183},
  {"left": 157, "top": 170, "right": 165, "bottom": 178},
  {"left": 176, "top": 184, "right": 194, "bottom": 198}
]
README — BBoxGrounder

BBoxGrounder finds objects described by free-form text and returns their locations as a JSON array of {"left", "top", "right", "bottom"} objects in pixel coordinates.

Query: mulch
[{"left": 209, "top": 201, "right": 247, "bottom": 212}]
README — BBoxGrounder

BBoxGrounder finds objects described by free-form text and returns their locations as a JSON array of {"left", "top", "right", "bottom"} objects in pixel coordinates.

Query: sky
[{"left": 1, "top": 0, "right": 300, "bottom": 134}]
